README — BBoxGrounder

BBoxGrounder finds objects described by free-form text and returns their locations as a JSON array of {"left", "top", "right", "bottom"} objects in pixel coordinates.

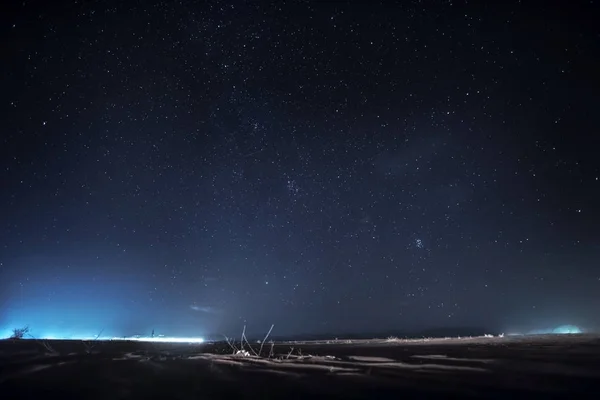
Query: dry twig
[
  {"left": 259, "top": 324, "right": 274, "bottom": 356},
  {"left": 222, "top": 335, "right": 239, "bottom": 354}
]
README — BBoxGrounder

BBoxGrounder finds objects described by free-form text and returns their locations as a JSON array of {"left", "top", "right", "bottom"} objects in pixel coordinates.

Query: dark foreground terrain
[{"left": 1, "top": 334, "right": 600, "bottom": 399}]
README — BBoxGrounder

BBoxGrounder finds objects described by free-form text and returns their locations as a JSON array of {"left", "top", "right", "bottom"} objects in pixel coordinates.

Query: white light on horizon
[
  {"left": 0, "top": 333, "right": 205, "bottom": 344},
  {"left": 115, "top": 336, "right": 205, "bottom": 344}
]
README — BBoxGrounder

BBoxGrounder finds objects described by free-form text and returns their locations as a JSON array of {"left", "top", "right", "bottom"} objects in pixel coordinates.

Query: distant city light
[
  {"left": 553, "top": 325, "right": 581, "bottom": 334},
  {"left": 0, "top": 329, "right": 205, "bottom": 344},
  {"left": 121, "top": 336, "right": 205, "bottom": 343},
  {"left": 523, "top": 324, "right": 583, "bottom": 335}
]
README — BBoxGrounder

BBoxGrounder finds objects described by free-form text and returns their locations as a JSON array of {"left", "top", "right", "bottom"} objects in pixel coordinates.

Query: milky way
[{"left": 1, "top": 1, "right": 599, "bottom": 339}]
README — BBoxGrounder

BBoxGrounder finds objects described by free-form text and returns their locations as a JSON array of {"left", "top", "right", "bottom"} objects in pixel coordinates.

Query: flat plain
[{"left": 1, "top": 334, "right": 599, "bottom": 399}]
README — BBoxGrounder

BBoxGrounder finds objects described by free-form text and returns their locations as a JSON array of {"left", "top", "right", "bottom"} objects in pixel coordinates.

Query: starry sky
[{"left": 1, "top": 0, "right": 599, "bottom": 339}]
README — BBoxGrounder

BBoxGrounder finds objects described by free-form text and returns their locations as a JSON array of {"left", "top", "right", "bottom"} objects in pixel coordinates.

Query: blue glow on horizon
[
  {"left": 1, "top": 272, "right": 210, "bottom": 340},
  {"left": 0, "top": 331, "right": 205, "bottom": 343},
  {"left": 553, "top": 325, "right": 582, "bottom": 334},
  {"left": 526, "top": 324, "right": 582, "bottom": 335}
]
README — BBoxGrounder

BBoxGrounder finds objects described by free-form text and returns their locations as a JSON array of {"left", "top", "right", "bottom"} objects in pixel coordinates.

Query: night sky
[{"left": 1, "top": 1, "right": 599, "bottom": 339}]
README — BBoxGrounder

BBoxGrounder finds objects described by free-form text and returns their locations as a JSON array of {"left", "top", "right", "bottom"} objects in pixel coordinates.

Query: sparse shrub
[{"left": 10, "top": 326, "right": 30, "bottom": 339}]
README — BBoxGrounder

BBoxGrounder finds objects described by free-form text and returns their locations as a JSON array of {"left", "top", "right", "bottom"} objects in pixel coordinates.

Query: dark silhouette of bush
[{"left": 10, "top": 326, "right": 30, "bottom": 339}]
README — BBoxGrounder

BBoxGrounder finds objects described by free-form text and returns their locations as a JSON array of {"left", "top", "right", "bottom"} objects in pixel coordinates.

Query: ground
[{"left": 1, "top": 334, "right": 599, "bottom": 399}]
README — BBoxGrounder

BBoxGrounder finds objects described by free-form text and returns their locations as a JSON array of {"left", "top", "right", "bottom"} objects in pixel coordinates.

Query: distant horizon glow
[
  {"left": 528, "top": 324, "right": 582, "bottom": 335},
  {"left": 0, "top": 280, "right": 211, "bottom": 340},
  {"left": 0, "top": 331, "right": 205, "bottom": 344},
  {"left": 552, "top": 325, "right": 582, "bottom": 334},
  {"left": 124, "top": 336, "right": 205, "bottom": 343},
  {"left": 507, "top": 324, "right": 584, "bottom": 336}
]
